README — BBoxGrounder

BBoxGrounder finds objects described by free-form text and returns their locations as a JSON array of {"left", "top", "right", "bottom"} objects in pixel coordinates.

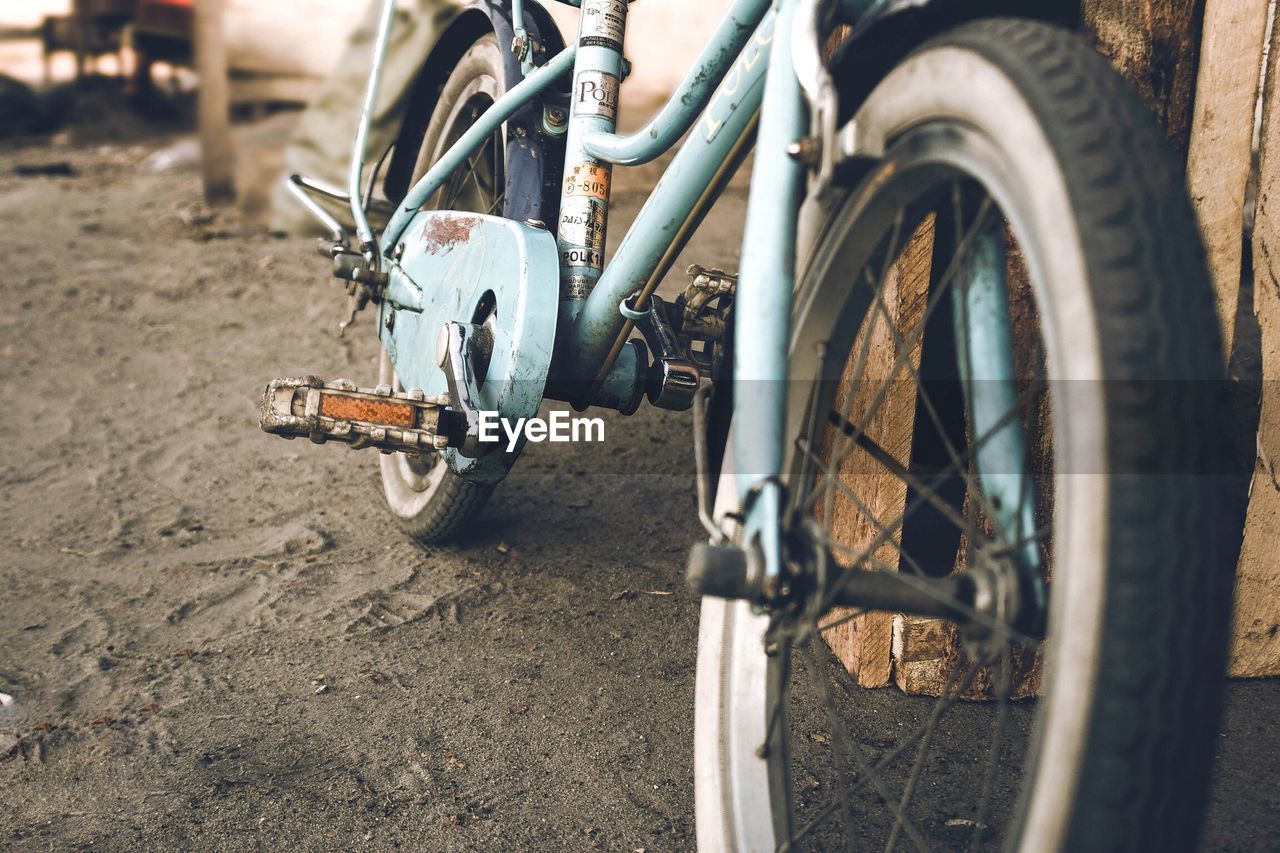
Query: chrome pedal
[{"left": 259, "top": 376, "right": 456, "bottom": 455}]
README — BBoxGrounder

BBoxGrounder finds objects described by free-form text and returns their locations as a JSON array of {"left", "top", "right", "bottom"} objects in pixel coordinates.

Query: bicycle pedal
[{"left": 259, "top": 376, "right": 456, "bottom": 455}]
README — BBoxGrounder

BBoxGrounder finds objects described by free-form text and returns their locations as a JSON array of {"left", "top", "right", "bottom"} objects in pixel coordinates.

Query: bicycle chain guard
[{"left": 376, "top": 211, "right": 560, "bottom": 484}]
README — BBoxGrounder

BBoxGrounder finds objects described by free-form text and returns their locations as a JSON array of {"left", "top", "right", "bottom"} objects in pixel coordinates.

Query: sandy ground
[{"left": 1, "top": 128, "right": 1278, "bottom": 851}]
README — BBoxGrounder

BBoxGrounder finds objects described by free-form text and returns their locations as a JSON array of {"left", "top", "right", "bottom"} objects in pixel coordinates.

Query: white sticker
[
  {"left": 581, "top": 0, "right": 626, "bottom": 46},
  {"left": 573, "top": 71, "right": 619, "bottom": 119},
  {"left": 559, "top": 245, "right": 605, "bottom": 268},
  {"left": 557, "top": 196, "right": 607, "bottom": 252}
]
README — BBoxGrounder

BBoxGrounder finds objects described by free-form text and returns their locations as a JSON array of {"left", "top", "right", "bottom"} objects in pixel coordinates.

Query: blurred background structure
[
  {"left": 0, "top": 1, "right": 735, "bottom": 222},
  {"left": 1, "top": 0, "right": 361, "bottom": 101},
  {"left": 0, "top": 1, "right": 730, "bottom": 121}
]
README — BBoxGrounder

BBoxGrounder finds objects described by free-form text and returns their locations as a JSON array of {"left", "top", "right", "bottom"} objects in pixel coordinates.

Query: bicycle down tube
[{"left": 350, "top": 0, "right": 806, "bottom": 517}]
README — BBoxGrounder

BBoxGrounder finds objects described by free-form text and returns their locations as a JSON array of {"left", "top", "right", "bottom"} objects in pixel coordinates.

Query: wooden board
[
  {"left": 195, "top": 0, "right": 234, "bottom": 204},
  {"left": 820, "top": 218, "right": 932, "bottom": 687},
  {"left": 1081, "top": 0, "right": 1207, "bottom": 161},
  {"left": 1186, "top": 0, "right": 1271, "bottom": 358},
  {"left": 816, "top": 0, "right": 1280, "bottom": 692},
  {"left": 1231, "top": 12, "right": 1280, "bottom": 678},
  {"left": 892, "top": 615, "right": 1045, "bottom": 700}
]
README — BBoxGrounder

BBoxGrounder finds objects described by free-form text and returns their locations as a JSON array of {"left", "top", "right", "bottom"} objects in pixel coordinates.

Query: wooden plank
[
  {"left": 73, "top": 0, "right": 90, "bottom": 82},
  {"left": 1081, "top": 0, "right": 1207, "bottom": 161},
  {"left": 1187, "top": 0, "right": 1271, "bottom": 358},
  {"left": 892, "top": 615, "right": 1043, "bottom": 700},
  {"left": 892, "top": 616, "right": 951, "bottom": 696},
  {"left": 821, "top": 217, "right": 933, "bottom": 688},
  {"left": 859, "top": 2, "right": 1280, "bottom": 692},
  {"left": 195, "top": 0, "right": 235, "bottom": 205},
  {"left": 1231, "top": 10, "right": 1280, "bottom": 678}
]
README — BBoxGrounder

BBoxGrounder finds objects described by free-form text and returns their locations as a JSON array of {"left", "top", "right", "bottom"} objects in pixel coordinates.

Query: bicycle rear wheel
[
  {"left": 695, "top": 19, "right": 1232, "bottom": 852},
  {"left": 375, "top": 34, "right": 508, "bottom": 544}
]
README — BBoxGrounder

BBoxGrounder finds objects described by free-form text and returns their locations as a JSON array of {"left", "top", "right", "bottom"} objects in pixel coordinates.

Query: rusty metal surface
[
  {"left": 420, "top": 214, "right": 480, "bottom": 255},
  {"left": 317, "top": 395, "right": 416, "bottom": 428}
]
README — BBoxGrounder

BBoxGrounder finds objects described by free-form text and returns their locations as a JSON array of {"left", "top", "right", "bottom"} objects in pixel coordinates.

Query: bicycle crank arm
[{"left": 259, "top": 376, "right": 459, "bottom": 455}]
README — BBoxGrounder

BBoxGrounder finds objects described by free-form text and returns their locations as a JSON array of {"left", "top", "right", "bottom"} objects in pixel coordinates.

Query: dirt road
[{"left": 1, "top": 135, "right": 1277, "bottom": 851}]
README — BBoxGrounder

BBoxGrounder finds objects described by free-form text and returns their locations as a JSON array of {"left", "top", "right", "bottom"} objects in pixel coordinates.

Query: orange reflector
[{"left": 319, "top": 394, "right": 416, "bottom": 427}]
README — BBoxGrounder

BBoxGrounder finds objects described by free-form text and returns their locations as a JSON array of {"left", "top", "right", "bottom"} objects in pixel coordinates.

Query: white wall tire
[{"left": 694, "top": 19, "right": 1230, "bottom": 852}]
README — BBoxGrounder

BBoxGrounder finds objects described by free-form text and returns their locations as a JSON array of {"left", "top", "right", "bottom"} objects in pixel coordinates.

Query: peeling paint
[{"left": 421, "top": 215, "right": 480, "bottom": 254}]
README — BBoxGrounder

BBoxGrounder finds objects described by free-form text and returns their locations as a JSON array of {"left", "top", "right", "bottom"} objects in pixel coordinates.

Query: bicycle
[{"left": 261, "top": 0, "right": 1234, "bottom": 849}]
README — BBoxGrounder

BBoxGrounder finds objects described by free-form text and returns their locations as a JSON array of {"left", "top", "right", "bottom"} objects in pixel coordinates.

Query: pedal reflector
[{"left": 317, "top": 395, "right": 416, "bottom": 428}]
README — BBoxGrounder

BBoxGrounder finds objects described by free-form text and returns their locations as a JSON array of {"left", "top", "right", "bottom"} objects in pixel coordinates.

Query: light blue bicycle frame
[
  {"left": 358, "top": 0, "right": 797, "bottom": 522},
  {"left": 342, "top": 0, "right": 1033, "bottom": 579}
]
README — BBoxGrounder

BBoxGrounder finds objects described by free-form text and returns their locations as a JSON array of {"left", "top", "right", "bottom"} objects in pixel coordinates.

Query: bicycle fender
[
  {"left": 830, "top": 0, "right": 1079, "bottom": 121},
  {"left": 383, "top": 0, "right": 567, "bottom": 225}
]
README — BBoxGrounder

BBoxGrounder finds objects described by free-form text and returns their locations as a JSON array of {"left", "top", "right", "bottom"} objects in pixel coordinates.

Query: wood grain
[
  {"left": 889, "top": 238, "right": 1050, "bottom": 698},
  {"left": 1186, "top": 0, "right": 1271, "bottom": 358},
  {"left": 1231, "top": 10, "right": 1280, "bottom": 678},
  {"left": 820, "top": 218, "right": 933, "bottom": 687},
  {"left": 1081, "top": 0, "right": 1207, "bottom": 161}
]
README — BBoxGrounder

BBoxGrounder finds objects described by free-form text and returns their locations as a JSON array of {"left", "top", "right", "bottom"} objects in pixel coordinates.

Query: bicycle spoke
[
  {"left": 816, "top": 207, "right": 908, "bottom": 530},
  {"left": 440, "top": 172, "right": 466, "bottom": 210},
  {"left": 467, "top": 149, "right": 491, "bottom": 200},
  {"left": 971, "top": 645, "right": 1013, "bottom": 850},
  {"left": 820, "top": 196, "right": 996, "bottom": 487},
  {"left": 985, "top": 523, "right": 1050, "bottom": 559},
  {"left": 793, "top": 418, "right": 1044, "bottom": 645},
  {"left": 823, "top": 414, "right": 993, "bottom": 551},
  {"left": 442, "top": 144, "right": 490, "bottom": 210},
  {"left": 792, "top": 340, "right": 831, "bottom": 519},
  {"left": 858, "top": 263, "right": 1010, "bottom": 540},
  {"left": 783, "top": 647, "right": 997, "bottom": 849},
  {"left": 797, "top": 436, "right": 939, "bottom": 581},
  {"left": 815, "top": 376, "right": 1044, "bottom": 591},
  {"left": 797, "top": 374, "right": 1042, "bottom": 578},
  {"left": 801, "top": 198, "right": 997, "bottom": 523},
  {"left": 800, "top": 640, "right": 933, "bottom": 852},
  {"left": 772, "top": 167, "right": 1057, "bottom": 853},
  {"left": 806, "top": 526, "right": 1036, "bottom": 649},
  {"left": 885, "top": 656, "right": 970, "bottom": 853},
  {"left": 763, "top": 637, "right": 795, "bottom": 759}
]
